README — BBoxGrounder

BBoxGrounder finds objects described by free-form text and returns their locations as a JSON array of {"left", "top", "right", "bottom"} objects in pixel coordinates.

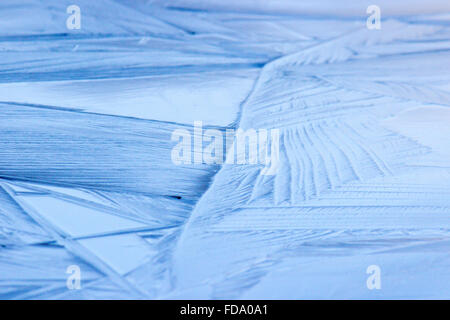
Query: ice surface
[
  {"left": 0, "top": 70, "right": 256, "bottom": 125},
  {"left": 0, "top": 0, "right": 449, "bottom": 299}
]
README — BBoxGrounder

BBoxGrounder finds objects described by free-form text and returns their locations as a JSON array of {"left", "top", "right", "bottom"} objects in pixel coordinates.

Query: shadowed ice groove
[{"left": 0, "top": 103, "right": 227, "bottom": 198}]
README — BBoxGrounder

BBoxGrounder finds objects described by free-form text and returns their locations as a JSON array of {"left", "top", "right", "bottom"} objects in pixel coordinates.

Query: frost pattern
[{"left": 1, "top": 0, "right": 450, "bottom": 299}]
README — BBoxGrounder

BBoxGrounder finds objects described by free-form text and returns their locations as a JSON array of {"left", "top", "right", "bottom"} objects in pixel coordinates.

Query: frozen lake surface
[{"left": 0, "top": 0, "right": 449, "bottom": 299}]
